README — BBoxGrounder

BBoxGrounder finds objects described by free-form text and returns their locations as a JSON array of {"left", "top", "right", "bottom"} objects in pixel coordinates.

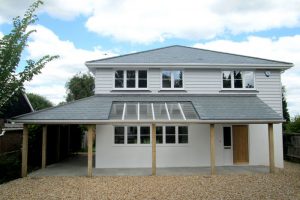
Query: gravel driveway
[{"left": 0, "top": 161, "right": 299, "bottom": 200}]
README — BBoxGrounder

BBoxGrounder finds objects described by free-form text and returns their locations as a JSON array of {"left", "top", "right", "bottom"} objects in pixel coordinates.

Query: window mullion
[
  {"left": 137, "top": 102, "right": 140, "bottom": 120},
  {"left": 151, "top": 103, "right": 155, "bottom": 120},
  {"left": 176, "top": 126, "right": 178, "bottom": 144},
  {"left": 231, "top": 71, "right": 234, "bottom": 89},
  {"left": 171, "top": 71, "right": 174, "bottom": 89},
  {"left": 122, "top": 103, "right": 126, "bottom": 120},
  {"left": 125, "top": 126, "right": 127, "bottom": 144},
  {"left": 165, "top": 103, "right": 171, "bottom": 120},
  {"left": 137, "top": 126, "right": 140, "bottom": 144},
  {"left": 136, "top": 70, "right": 138, "bottom": 89}
]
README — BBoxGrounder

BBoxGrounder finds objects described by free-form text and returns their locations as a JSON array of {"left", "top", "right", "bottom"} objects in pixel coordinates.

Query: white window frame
[
  {"left": 113, "top": 124, "right": 189, "bottom": 146},
  {"left": 161, "top": 69, "right": 184, "bottom": 90},
  {"left": 221, "top": 70, "right": 256, "bottom": 90},
  {"left": 113, "top": 69, "right": 148, "bottom": 90}
]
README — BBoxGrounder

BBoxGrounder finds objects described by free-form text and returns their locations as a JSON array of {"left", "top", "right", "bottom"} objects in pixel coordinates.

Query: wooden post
[
  {"left": 21, "top": 124, "right": 29, "bottom": 177},
  {"left": 87, "top": 125, "right": 94, "bottom": 177},
  {"left": 210, "top": 124, "right": 216, "bottom": 175},
  {"left": 268, "top": 123, "right": 275, "bottom": 173},
  {"left": 42, "top": 125, "right": 47, "bottom": 169},
  {"left": 152, "top": 123, "right": 156, "bottom": 176}
]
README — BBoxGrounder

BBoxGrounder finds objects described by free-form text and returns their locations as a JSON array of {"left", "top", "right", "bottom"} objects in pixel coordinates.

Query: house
[
  {"left": 12, "top": 45, "right": 293, "bottom": 177},
  {"left": 0, "top": 93, "right": 34, "bottom": 154}
]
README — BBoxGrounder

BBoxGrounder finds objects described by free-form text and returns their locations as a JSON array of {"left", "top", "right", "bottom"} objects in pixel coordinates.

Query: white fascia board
[
  {"left": 86, "top": 63, "right": 293, "bottom": 70},
  {"left": 11, "top": 119, "right": 285, "bottom": 125}
]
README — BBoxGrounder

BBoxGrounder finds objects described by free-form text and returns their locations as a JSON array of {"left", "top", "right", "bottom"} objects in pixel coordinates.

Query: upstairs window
[
  {"left": 162, "top": 70, "right": 183, "bottom": 89},
  {"left": 114, "top": 70, "right": 147, "bottom": 89},
  {"left": 222, "top": 70, "right": 254, "bottom": 89}
]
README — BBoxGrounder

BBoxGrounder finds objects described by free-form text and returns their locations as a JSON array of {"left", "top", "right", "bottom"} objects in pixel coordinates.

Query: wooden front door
[{"left": 233, "top": 125, "right": 249, "bottom": 164}]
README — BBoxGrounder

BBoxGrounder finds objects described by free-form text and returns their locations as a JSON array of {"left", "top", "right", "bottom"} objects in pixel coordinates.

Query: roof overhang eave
[
  {"left": 85, "top": 62, "right": 293, "bottom": 70},
  {"left": 11, "top": 119, "right": 285, "bottom": 125}
]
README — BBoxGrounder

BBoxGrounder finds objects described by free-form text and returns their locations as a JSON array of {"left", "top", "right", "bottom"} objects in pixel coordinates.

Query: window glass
[
  {"left": 178, "top": 126, "right": 188, "bottom": 144},
  {"left": 223, "top": 127, "right": 231, "bottom": 147},
  {"left": 139, "top": 103, "right": 153, "bottom": 120},
  {"left": 156, "top": 126, "right": 163, "bottom": 144},
  {"left": 166, "top": 126, "right": 175, "bottom": 143},
  {"left": 243, "top": 71, "right": 254, "bottom": 88},
  {"left": 180, "top": 102, "right": 199, "bottom": 120},
  {"left": 234, "top": 71, "right": 243, "bottom": 88},
  {"left": 115, "top": 70, "right": 124, "bottom": 88},
  {"left": 138, "top": 70, "right": 147, "bottom": 88},
  {"left": 153, "top": 103, "right": 169, "bottom": 120},
  {"left": 114, "top": 126, "right": 125, "bottom": 144},
  {"left": 167, "top": 103, "right": 184, "bottom": 120},
  {"left": 125, "top": 103, "right": 138, "bottom": 120},
  {"left": 162, "top": 71, "right": 172, "bottom": 88},
  {"left": 222, "top": 71, "right": 231, "bottom": 88},
  {"left": 109, "top": 103, "right": 124, "bottom": 120},
  {"left": 174, "top": 71, "right": 183, "bottom": 88},
  {"left": 140, "top": 126, "right": 150, "bottom": 144},
  {"left": 127, "top": 126, "right": 137, "bottom": 144},
  {"left": 126, "top": 70, "right": 136, "bottom": 88}
]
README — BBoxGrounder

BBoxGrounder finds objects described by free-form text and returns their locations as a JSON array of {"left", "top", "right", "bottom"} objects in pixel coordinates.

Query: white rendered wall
[
  {"left": 95, "top": 124, "right": 283, "bottom": 168},
  {"left": 249, "top": 123, "right": 283, "bottom": 168}
]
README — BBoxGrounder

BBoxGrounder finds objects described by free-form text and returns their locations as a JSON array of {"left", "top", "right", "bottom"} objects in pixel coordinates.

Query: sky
[{"left": 0, "top": 0, "right": 299, "bottom": 117}]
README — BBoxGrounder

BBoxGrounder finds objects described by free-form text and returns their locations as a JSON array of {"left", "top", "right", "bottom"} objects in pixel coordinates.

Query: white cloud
[
  {"left": 85, "top": 0, "right": 300, "bottom": 43},
  {"left": 1, "top": 0, "right": 300, "bottom": 43},
  {"left": 24, "top": 25, "right": 115, "bottom": 104},
  {"left": 194, "top": 35, "right": 300, "bottom": 117},
  {"left": 0, "top": 0, "right": 93, "bottom": 24}
]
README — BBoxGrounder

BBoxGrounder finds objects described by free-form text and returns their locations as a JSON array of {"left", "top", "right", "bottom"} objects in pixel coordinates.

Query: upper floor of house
[{"left": 85, "top": 45, "right": 293, "bottom": 115}]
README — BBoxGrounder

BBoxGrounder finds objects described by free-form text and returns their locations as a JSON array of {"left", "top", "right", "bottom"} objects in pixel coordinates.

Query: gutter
[
  {"left": 86, "top": 63, "right": 293, "bottom": 70},
  {"left": 11, "top": 119, "right": 285, "bottom": 125}
]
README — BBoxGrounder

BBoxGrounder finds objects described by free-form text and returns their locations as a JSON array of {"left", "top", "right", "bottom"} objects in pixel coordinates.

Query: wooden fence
[{"left": 283, "top": 133, "right": 300, "bottom": 162}]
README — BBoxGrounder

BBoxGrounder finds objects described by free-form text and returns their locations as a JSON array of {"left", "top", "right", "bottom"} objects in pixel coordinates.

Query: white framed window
[
  {"left": 114, "top": 125, "right": 188, "bottom": 145},
  {"left": 161, "top": 70, "right": 184, "bottom": 89},
  {"left": 114, "top": 70, "right": 148, "bottom": 89},
  {"left": 222, "top": 70, "right": 255, "bottom": 89}
]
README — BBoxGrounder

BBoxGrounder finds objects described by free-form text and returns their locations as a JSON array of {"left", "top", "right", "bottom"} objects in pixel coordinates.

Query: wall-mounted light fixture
[{"left": 264, "top": 71, "right": 271, "bottom": 77}]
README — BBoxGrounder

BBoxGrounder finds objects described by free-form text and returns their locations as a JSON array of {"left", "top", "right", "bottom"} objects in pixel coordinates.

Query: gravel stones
[{"left": 0, "top": 162, "right": 299, "bottom": 200}]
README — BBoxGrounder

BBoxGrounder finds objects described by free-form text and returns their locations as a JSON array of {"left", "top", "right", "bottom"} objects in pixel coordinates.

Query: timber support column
[
  {"left": 268, "top": 123, "right": 275, "bottom": 173},
  {"left": 210, "top": 124, "right": 216, "bottom": 175},
  {"left": 87, "top": 125, "right": 94, "bottom": 177},
  {"left": 152, "top": 123, "right": 156, "bottom": 176},
  {"left": 42, "top": 125, "right": 47, "bottom": 169},
  {"left": 21, "top": 124, "right": 29, "bottom": 177}
]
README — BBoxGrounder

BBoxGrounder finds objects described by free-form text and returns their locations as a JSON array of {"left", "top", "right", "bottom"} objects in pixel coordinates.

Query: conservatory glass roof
[{"left": 109, "top": 101, "right": 199, "bottom": 121}]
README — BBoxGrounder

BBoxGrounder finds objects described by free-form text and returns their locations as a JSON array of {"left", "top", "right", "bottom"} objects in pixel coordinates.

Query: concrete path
[{"left": 29, "top": 154, "right": 269, "bottom": 177}]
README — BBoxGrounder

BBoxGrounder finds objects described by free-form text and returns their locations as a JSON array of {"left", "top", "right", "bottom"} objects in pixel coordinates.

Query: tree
[
  {"left": 287, "top": 115, "right": 300, "bottom": 133},
  {"left": 65, "top": 72, "right": 95, "bottom": 102},
  {"left": 282, "top": 86, "right": 290, "bottom": 122},
  {"left": 0, "top": 0, "right": 58, "bottom": 108},
  {"left": 282, "top": 86, "right": 290, "bottom": 131},
  {"left": 27, "top": 93, "right": 53, "bottom": 110}
]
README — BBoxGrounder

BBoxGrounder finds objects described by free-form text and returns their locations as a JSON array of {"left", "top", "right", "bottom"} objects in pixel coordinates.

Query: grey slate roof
[
  {"left": 12, "top": 94, "right": 282, "bottom": 122},
  {"left": 86, "top": 45, "right": 292, "bottom": 66}
]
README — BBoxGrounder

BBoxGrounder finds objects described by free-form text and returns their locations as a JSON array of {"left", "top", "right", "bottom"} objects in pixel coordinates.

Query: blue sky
[{"left": 0, "top": 0, "right": 299, "bottom": 116}]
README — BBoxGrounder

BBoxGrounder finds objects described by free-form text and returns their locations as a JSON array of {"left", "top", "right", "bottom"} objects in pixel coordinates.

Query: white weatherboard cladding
[
  {"left": 94, "top": 68, "right": 282, "bottom": 115},
  {"left": 95, "top": 124, "right": 283, "bottom": 168},
  {"left": 256, "top": 69, "right": 282, "bottom": 115}
]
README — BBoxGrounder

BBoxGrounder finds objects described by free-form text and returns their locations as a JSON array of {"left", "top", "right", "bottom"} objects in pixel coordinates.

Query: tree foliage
[
  {"left": 0, "top": 0, "right": 58, "bottom": 108},
  {"left": 286, "top": 115, "right": 300, "bottom": 133},
  {"left": 65, "top": 72, "right": 95, "bottom": 102},
  {"left": 282, "top": 86, "right": 290, "bottom": 122},
  {"left": 27, "top": 93, "right": 53, "bottom": 110}
]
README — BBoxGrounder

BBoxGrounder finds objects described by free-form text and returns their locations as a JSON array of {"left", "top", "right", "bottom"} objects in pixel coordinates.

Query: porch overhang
[{"left": 12, "top": 94, "right": 284, "bottom": 125}]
